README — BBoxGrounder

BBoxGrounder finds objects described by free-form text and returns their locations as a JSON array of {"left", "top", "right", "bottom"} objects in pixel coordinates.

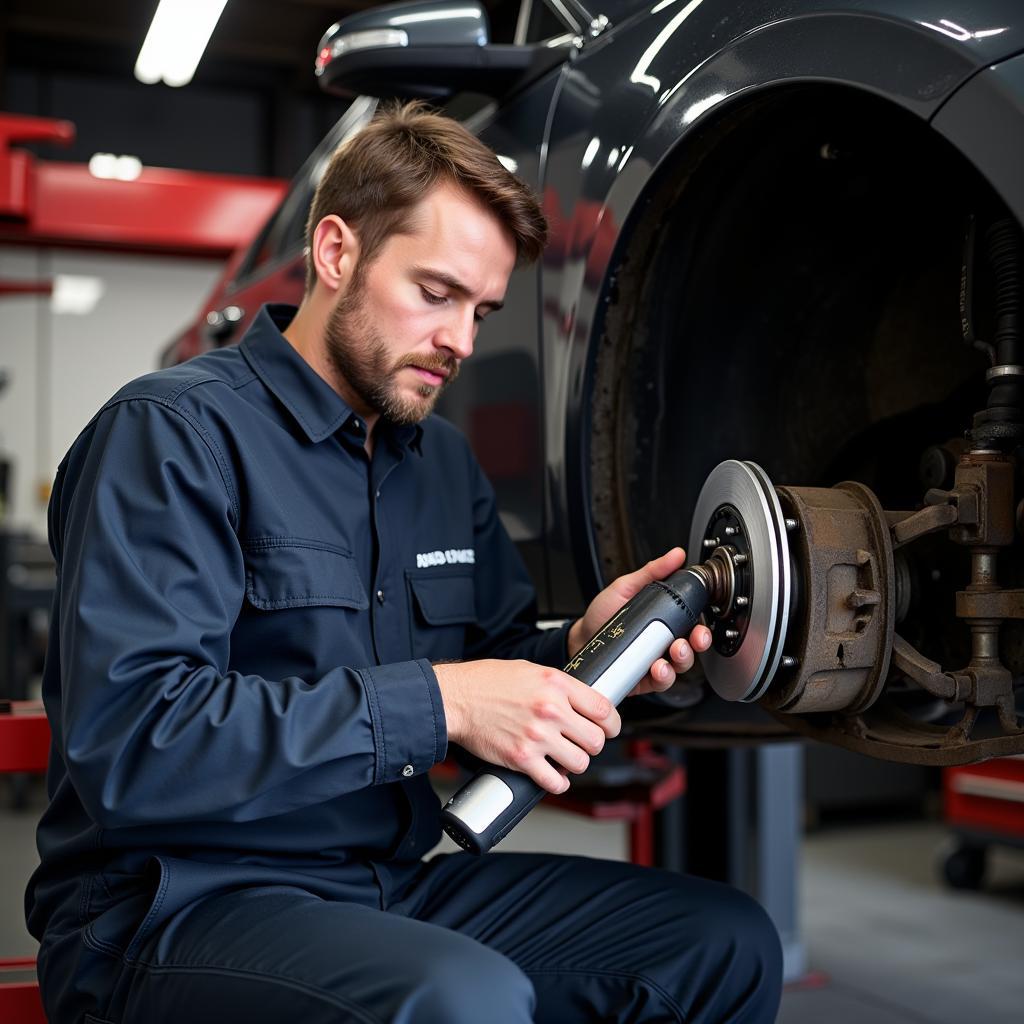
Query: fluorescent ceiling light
[
  {"left": 89, "top": 153, "right": 143, "bottom": 181},
  {"left": 52, "top": 275, "right": 105, "bottom": 316},
  {"left": 135, "top": 0, "right": 229, "bottom": 87}
]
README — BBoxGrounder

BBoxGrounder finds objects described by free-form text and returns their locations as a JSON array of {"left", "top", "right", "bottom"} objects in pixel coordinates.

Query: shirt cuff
[{"left": 359, "top": 659, "right": 448, "bottom": 784}]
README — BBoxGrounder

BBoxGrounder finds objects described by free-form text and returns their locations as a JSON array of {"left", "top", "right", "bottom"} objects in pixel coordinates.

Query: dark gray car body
[
  {"left": 171, "top": 0, "right": 1024, "bottom": 669},
  {"left": 426, "top": 0, "right": 1024, "bottom": 620}
]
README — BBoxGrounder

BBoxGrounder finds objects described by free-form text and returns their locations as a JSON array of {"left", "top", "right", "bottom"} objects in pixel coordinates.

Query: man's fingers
[
  {"left": 666, "top": 627, "right": 712, "bottom": 669},
  {"left": 690, "top": 625, "right": 713, "bottom": 651},
  {"left": 566, "top": 682, "right": 622, "bottom": 738},
  {"left": 562, "top": 715, "right": 609, "bottom": 757},
  {"left": 650, "top": 659, "right": 676, "bottom": 688},
  {"left": 629, "top": 671, "right": 663, "bottom": 696},
  {"left": 551, "top": 736, "right": 592, "bottom": 775},
  {"left": 524, "top": 756, "right": 570, "bottom": 794},
  {"left": 667, "top": 640, "right": 695, "bottom": 673},
  {"left": 612, "top": 546, "right": 687, "bottom": 601}
]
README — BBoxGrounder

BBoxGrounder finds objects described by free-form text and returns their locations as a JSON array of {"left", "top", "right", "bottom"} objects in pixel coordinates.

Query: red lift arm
[{"left": 0, "top": 111, "right": 286, "bottom": 260}]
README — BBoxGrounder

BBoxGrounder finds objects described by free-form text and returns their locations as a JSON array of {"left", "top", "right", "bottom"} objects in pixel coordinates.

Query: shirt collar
[{"left": 240, "top": 303, "right": 424, "bottom": 452}]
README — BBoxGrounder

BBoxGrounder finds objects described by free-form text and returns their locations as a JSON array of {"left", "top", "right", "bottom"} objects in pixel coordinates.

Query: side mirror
[{"left": 314, "top": 0, "right": 569, "bottom": 100}]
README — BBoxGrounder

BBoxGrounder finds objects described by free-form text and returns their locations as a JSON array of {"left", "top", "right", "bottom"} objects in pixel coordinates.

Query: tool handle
[{"left": 440, "top": 568, "right": 708, "bottom": 854}]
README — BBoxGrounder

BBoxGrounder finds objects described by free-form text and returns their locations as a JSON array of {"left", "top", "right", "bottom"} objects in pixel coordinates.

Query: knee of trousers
[
  {"left": 708, "top": 885, "right": 783, "bottom": 978},
  {"left": 394, "top": 942, "right": 535, "bottom": 1024},
  {"left": 677, "top": 882, "right": 784, "bottom": 1018}
]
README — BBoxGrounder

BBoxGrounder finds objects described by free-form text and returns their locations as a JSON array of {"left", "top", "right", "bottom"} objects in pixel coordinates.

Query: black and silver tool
[
  {"left": 440, "top": 459, "right": 796, "bottom": 854},
  {"left": 440, "top": 567, "right": 711, "bottom": 853}
]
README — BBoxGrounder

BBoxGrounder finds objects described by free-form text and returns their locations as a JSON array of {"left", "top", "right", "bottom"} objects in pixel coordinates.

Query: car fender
[
  {"left": 539, "top": 1, "right": 1024, "bottom": 604},
  {"left": 932, "top": 50, "right": 1024, "bottom": 225}
]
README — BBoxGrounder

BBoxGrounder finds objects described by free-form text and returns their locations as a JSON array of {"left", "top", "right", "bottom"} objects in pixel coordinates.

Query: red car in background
[{"left": 161, "top": 97, "right": 378, "bottom": 366}]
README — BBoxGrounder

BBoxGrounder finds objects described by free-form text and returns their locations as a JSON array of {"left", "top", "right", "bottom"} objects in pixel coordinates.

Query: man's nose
[{"left": 437, "top": 308, "right": 476, "bottom": 361}]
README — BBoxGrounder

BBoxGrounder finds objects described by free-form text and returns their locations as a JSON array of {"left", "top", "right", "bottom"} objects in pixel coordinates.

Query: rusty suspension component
[
  {"left": 764, "top": 482, "right": 895, "bottom": 715},
  {"left": 770, "top": 446, "right": 1024, "bottom": 765},
  {"left": 691, "top": 447, "right": 1024, "bottom": 765}
]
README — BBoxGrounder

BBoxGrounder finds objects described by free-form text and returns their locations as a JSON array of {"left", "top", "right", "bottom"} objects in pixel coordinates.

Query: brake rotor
[{"left": 688, "top": 460, "right": 792, "bottom": 701}]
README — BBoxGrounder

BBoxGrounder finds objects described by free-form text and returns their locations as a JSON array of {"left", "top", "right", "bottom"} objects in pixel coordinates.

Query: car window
[
  {"left": 516, "top": 0, "right": 578, "bottom": 44},
  {"left": 231, "top": 96, "right": 378, "bottom": 288}
]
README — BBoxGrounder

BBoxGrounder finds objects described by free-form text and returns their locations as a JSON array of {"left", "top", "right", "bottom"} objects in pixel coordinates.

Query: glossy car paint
[
  {"left": 167, "top": 0, "right": 1024, "bottom": 620},
  {"left": 536, "top": 0, "right": 1024, "bottom": 611}
]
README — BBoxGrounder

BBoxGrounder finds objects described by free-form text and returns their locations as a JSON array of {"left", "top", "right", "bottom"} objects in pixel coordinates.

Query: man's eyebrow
[{"left": 413, "top": 265, "right": 504, "bottom": 312}]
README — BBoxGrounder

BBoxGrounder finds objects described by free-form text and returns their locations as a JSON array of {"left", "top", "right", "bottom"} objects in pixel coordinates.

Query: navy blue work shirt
[{"left": 27, "top": 304, "right": 570, "bottom": 962}]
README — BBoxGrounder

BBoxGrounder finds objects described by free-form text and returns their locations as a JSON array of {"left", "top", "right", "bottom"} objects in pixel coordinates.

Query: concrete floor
[
  {"left": 3, "top": 776, "right": 1023, "bottom": 1022},
  {"left": 780, "top": 822, "right": 1024, "bottom": 1023}
]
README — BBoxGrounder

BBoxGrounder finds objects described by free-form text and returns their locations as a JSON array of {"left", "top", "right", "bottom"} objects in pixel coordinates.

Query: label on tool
[{"left": 590, "top": 621, "right": 676, "bottom": 705}]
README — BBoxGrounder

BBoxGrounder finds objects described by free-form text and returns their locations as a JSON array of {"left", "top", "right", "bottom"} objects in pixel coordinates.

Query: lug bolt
[
  {"left": 785, "top": 518, "right": 798, "bottom": 532},
  {"left": 710, "top": 605, "right": 721, "bottom": 615},
  {"left": 733, "top": 553, "right": 748, "bottom": 566},
  {"left": 724, "top": 629, "right": 740, "bottom": 640},
  {"left": 703, "top": 538, "right": 719, "bottom": 549},
  {"left": 735, "top": 596, "right": 749, "bottom": 607},
  {"left": 725, "top": 526, "right": 739, "bottom": 537},
  {"left": 781, "top": 655, "right": 798, "bottom": 669}
]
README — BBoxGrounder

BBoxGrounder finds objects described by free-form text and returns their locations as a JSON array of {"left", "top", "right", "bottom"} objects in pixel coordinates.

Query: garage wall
[{"left": 0, "top": 246, "right": 222, "bottom": 538}]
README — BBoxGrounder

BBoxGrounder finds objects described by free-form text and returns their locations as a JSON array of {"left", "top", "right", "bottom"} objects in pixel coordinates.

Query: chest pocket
[
  {"left": 406, "top": 566, "right": 476, "bottom": 661},
  {"left": 244, "top": 539, "right": 369, "bottom": 611}
]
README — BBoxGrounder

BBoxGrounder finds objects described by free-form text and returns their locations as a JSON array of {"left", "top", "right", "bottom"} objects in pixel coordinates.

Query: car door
[{"left": 435, "top": 0, "right": 577, "bottom": 603}]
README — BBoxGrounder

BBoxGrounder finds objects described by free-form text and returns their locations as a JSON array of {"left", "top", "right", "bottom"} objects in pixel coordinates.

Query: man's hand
[
  {"left": 434, "top": 660, "right": 621, "bottom": 795},
  {"left": 566, "top": 547, "right": 713, "bottom": 696}
]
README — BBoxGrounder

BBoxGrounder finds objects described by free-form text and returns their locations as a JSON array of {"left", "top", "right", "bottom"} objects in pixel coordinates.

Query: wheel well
[{"left": 589, "top": 82, "right": 1009, "bottom": 580}]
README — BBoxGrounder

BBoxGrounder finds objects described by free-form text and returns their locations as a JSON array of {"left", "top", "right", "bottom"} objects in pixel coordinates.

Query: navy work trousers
[{"left": 99, "top": 853, "right": 782, "bottom": 1023}]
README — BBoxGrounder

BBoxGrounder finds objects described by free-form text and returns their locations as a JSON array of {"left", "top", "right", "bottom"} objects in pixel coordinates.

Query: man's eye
[{"left": 420, "top": 287, "right": 446, "bottom": 306}]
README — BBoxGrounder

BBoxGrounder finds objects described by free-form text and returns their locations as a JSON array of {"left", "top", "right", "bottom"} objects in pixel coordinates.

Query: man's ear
[{"left": 310, "top": 214, "right": 360, "bottom": 294}]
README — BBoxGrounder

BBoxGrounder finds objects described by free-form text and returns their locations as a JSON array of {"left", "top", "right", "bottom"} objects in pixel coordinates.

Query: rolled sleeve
[{"left": 360, "top": 658, "right": 448, "bottom": 783}]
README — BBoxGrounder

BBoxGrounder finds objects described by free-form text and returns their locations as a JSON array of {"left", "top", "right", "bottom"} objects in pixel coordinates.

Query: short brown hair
[{"left": 304, "top": 100, "right": 547, "bottom": 291}]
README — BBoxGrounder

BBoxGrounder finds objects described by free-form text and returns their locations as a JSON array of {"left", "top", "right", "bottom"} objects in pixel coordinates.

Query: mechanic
[{"left": 26, "top": 102, "right": 782, "bottom": 1023}]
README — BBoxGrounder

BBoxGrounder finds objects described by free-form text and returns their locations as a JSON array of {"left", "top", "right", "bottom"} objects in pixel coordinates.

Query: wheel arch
[{"left": 549, "top": 14, "right": 1024, "bottom": 602}]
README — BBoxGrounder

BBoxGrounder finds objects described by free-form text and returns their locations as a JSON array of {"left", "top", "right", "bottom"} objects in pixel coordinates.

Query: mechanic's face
[{"left": 325, "top": 182, "right": 516, "bottom": 426}]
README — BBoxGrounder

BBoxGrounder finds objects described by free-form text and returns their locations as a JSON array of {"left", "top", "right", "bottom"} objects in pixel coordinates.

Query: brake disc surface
[{"left": 688, "top": 460, "right": 791, "bottom": 701}]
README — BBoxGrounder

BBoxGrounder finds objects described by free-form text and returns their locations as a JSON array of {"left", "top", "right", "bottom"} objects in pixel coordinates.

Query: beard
[{"left": 325, "top": 281, "right": 459, "bottom": 426}]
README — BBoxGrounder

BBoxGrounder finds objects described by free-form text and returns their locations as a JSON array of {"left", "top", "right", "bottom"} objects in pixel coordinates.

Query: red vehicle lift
[{"left": 0, "top": 111, "right": 286, "bottom": 262}]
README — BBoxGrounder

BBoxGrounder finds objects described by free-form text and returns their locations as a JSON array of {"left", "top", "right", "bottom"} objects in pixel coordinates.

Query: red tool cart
[
  {"left": 0, "top": 700, "right": 49, "bottom": 1024},
  {"left": 941, "top": 756, "right": 1024, "bottom": 889}
]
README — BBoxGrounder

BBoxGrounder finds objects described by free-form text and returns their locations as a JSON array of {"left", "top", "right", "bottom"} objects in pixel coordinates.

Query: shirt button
[
  {"left": 352, "top": 418, "right": 361, "bottom": 431},
  {"left": 402, "top": 764, "right": 414, "bottom": 778},
  {"left": 375, "top": 490, "right": 381, "bottom": 499},
  {"left": 376, "top": 589, "right": 385, "bottom": 604}
]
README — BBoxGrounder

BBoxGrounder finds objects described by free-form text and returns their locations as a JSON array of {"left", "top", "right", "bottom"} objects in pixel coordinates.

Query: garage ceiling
[
  {"left": 2, "top": 1, "right": 521, "bottom": 179},
  {"left": 7, "top": 1, "right": 363, "bottom": 77},
  {"left": 3, "top": 0, "right": 516, "bottom": 94}
]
